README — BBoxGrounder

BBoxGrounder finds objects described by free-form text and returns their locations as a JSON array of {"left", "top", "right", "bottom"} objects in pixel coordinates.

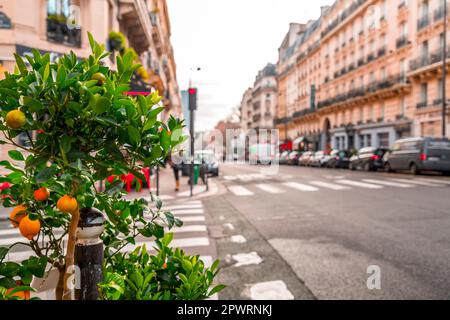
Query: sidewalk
[{"left": 0, "top": 167, "right": 217, "bottom": 222}]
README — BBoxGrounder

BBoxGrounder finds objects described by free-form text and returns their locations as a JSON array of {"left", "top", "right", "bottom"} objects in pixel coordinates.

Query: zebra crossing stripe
[
  {"left": 309, "top": 181, "right": 351, "bottom": 190},
  {"left": 228, "top": 186, "right": 254, "bottom": 196},
  {"left": 416, "top": 178, "right": 450, "bottom": 185},
  {"left": 167, "top": 225, "right": 206, "bottom": 233},
  {"left": 122, "top": 237, "right": 210, "bottom": 252},
  {"left": 223, "top": 176, "right": 237, "bottom": 180},
  {"left": 361, "top": 179, "right": 414, "bottom": 188},
  {"left": 336, "top": 179, "right": 384, "bottom": 189},
  {"left": 164, "top": 204, "right": 203, "bottom": 210},
  {"left": 180, "top": 216, "right": 205, "bottom": 222},
  {"left": 283, "top": 182, "right": 319, "bottom": 192},
  {"left": 388, "top": 178, "right": 441, "bottom": 187},
  {"left": 255, "top": 184, "right": 283, "bottom": 194},
  {"left": 169, "top": 209, "right": 205, "bottom": 215}
]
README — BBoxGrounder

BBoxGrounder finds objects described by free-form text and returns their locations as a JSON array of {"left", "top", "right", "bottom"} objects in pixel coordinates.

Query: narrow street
[{"left": 206, "top": 163, "right": 450, "bottom": 299}]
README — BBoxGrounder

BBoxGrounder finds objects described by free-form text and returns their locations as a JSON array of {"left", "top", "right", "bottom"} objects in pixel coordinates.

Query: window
[
  {"left": 380, "top": 103, "right": 385, "bottom": 121},
  {"left": 381, "top": 67, "right": 387, "bottom": 80},
  {"left": 378, "top": 133, "right": 389, "bottom": 147},
  {"left": 420, "top": 41, "right": 428, "bottom": 59},
  {"left": 366, "top": 134, "right": 372, "bottom": 147},
  {"left": 369, "top": 72, "right": 376, "bottom": 85},
  {"left": 359, "top": 108, "right": 364, "bottom": 122},
  {"left": 359, "top": 135, "right": 365, "bottom": 148},
  {"left": 400, "top": 22, "right": 407, "bottom": 37},
  {"left": 420, "top": 83, "right": 428, "bottom": 104},
  {"left": 439, "top": 33, "right": 445, "bottom": 51},
  {"left": 420, "top": 0, "right": 429, "bottom": 19},
  {"left": 370, "top": 105, "right": 375, "bottom": 121},
  {"left": 400, "top": 58, "right": 407, "bottom": 80}
]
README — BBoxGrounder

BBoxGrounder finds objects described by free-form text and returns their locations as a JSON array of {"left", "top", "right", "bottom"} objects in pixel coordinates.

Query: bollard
[{"left": 75, "top": 207, "right": 105, "bottom": 300}]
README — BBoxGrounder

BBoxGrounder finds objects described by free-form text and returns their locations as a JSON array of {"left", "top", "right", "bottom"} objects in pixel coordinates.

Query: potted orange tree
[{"left": 0, "top": 34, "right": 223, "bottom": 300}]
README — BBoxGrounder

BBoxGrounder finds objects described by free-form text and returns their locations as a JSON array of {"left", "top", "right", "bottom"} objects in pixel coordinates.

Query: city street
[{"left": 207, "top": 163, "right": 450, "bottom": 299}]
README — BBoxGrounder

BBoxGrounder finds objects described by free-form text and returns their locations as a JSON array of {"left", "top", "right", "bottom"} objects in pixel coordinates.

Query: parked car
[
  {"left": 279, "top": 151, "right": 291, "bottom": 165},
  {"left": 287, "top": 151, "right": 302, "bottom": 165},
  {"left": 299, "top": 151, "right": 314, "bottom": 166},
  {"left": 384, "top": 137, "right": 450, "bottom": 175},
  {"left": 310, "top": 151, "right": 327, "bottom": 167},
  {"left": 349, "top": 147, "right": 388, "bottom": 171},
  {"left": 326, "top": 150, "right": 350, "bottom": 169}
]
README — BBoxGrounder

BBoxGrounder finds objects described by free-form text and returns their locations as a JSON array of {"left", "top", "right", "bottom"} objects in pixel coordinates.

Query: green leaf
[
  {"left": 0, "top": 262, "right": 21, "bottom": 277},
  {"left": 14, "top": 53, "right": 28, "bottom": 76},
  {"left": 6, "top": 171, "right": 22, "bottom": 184},
  {"left": 208, "top": 284, "right": 226, "bottom": 296},
  {"left": 148, "top": 107, "right": 164, "bottom": 118},
  {"left": 181, "top": 260, "right": 193, "bottom": 273},
  {"left": 0, "top": 247, "right": 9, "bottom": 262},
  {"left": 22, "top": 257, "right": 47, "bottom": 278},
  {"left": 23, "top": 96, "right": 44, "bottom": 112},
  {"left": 93, "top": 96, "right": 110, "bottom": 115},
  {"left": 128, "top": 126, "right": 140, "bottom": 146},
  {"left": 42, "top": 63, "right": 50, "bottom": 82},
  {"left": 8, "top": 150, "right": 24, "bottom": 161}
]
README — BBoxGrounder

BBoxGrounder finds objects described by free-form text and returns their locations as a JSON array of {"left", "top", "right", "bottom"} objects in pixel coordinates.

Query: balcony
[
  {"left": 320, "top": 0, "right": 369, "bottom": 38},
  {"left": 367, "top": 53, "right": 375, "bottom": 62},
  {"left": 46, "top": 18, "right": 82, "bottom": 47},
  {"left": 433, "top": 98, "right": 443, "bottom": 105},
  {"left": 252, "top": 114, "right": 262, "bottom": 122},
  {"left": 417, "top": 15, "right": 430, "bottom": 31},
  {"left": 416, "top": 101, "right": 428, "bottom": 109},
  {"left": 396, "top": 36, "right": 408, "bottom": 49},
  {"left": 409, "top": 49, "right": 450, "bottom": 72}
]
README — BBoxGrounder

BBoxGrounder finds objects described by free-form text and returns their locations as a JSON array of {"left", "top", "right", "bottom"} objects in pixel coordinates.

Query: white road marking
[
  {"left": 200, "top": 255, "right": 213, "bottom": 268},
  {"left": 336, "top": 179, "right": 384, "bottom": 189},
  {"left": 232, "top": 252, "right": 263, "bottom": 267},
  {"left": 230, "top": 235, "right": 247, "bottom": 244},
  {"left": 223, "top": 175, "right": 237, "bottom": 180},
  {"left": 163, "top": 204, "right": 203, "bottom": 210},
  {"left": 416, "top": 178, "right": 450, "bottom": 185},
  {"left": 219, "top": 215, "right": 225, "bottom": 221},
  {"left": 179, "top": 216, "right": 205, "bottom": 222},
  {"left": 237, "top": 175, "right": 253, "bottom": 181},
  {"left": 168, "top": 209, "right": 204, "bottom": 215},
  {"left": 309, "top": 181, "right": 351, "bottom": 190},
  {"left": 177, "top": 185, "right": 207, "bottom": 197},
  {"left": 168, "top": 225, "right": 206, "bottom": 233},
  {"left": 388, "top": 178, "right": 441, "bottom": 187},
  {"left": 283, "top": 182, "right": 319, "bottom": 192},
  {"left": 228, "top": 186, "right": 255, "bottom": 196},
  {"left": 362, "top": 179, "right": 414, "bottom": 188},
  {"left": 255, "top": 183, "right": 283, "bottom": 194},
  {"left": 248, "top": 280, "right": 294, "bottom": 300},
  {"left": 123, "top": 237, "right": 210, "bottom": 252},
  {"left": 223, "top": 223, "right": 235, "bottom": 231}
]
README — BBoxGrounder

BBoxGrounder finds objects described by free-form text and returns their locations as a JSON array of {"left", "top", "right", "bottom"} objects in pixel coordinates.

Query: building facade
[
  {"left": 239, "top": 63, "right": 277, "bottom": 132},
  {"left": 276, "top": 0, "right": 449, "bottom": 152},
  {"left": 0, "top": 0, "right": 181, "bottom": 162}
]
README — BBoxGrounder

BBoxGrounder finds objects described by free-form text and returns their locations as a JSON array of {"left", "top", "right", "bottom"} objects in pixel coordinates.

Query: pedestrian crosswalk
[
  {"left": 225, "top": 176, "right": 449, "bottom": 197},
  {"left": 0, "top": 200, "right": 214, "bottom": 267}
]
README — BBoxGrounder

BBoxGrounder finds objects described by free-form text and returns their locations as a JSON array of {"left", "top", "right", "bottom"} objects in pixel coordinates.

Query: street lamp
[{"left": 443, "top": 0, "right": 448, "bottom": 137}]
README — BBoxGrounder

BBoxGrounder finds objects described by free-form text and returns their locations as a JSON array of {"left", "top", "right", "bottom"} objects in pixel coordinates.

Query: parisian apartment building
[
  {"left": 239, "top": 63, "right": 278, "bottom": 132},
  {"left": 0, "top": 0, "right": 182, "bottom": 162},
  {"left": 275, "top": 0, "right": 449, "bottom": 152}
]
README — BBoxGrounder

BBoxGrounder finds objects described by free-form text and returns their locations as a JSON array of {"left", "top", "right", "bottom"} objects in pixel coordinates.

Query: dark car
[
  {"left": 326, "top": 150, "right": 350, "bottom": 169},
  {"left": 287, "top": 151, "right": 302, "bottom": 165},
  {"left": 279, "top": 151, "right": 290, "bottom": 165},
  {"left": 384, "top": 137, "right": 450, "bottom": 175},
  {"left": 349, "top": 147, "right": 388, "bottom": 171}
]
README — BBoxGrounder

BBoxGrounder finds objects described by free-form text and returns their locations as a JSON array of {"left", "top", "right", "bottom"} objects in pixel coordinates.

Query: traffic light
[{"left": 188, "top": 87, "right": 197, "bottom": 111}]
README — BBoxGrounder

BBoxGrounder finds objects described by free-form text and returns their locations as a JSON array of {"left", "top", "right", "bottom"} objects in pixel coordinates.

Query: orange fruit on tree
[
  {"left": 5, "top": 109, "right": 26, "bottom": 129},
  {"left": 34, "top": 187, "right": 50, "bottom": 202},
  {"left": 9, "top": 205, "right": 27, "bottom": 228},
  {"left": 57, "top": 195, "right": 78, "bottom": 213},
  {"left": 19, "top": 215, "right": 41, "bottom": 240}
]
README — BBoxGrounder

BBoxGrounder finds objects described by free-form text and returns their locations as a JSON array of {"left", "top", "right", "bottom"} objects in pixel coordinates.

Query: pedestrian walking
[{"left": 168, "top": 150, "right": 183, "bottom": 191}]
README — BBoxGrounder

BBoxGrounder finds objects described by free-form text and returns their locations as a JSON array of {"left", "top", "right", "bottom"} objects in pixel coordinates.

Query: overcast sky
[{"left": 167, "top": 0, "right": 334, "bottom": 132}]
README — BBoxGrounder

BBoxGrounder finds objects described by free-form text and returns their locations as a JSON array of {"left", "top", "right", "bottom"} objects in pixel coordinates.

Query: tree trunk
[
  {"left": 62, "top": 208, "right": 80, "bottom": 300},
  {"left": 55, "top": 268, "right": 65, "bottom": 300}
]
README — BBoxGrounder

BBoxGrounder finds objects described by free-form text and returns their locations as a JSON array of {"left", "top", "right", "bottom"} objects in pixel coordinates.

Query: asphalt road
[{"left": 214, "top": 162, "right": 450, "bottom": 299}]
